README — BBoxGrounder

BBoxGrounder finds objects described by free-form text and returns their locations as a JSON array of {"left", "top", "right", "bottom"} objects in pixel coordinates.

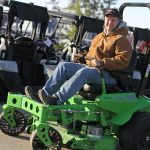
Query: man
[{"left": 25, "top": 8, "right": 132, "bottom": 105}]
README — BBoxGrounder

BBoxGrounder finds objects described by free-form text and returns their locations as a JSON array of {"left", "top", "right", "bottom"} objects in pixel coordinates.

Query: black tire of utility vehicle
[
  {"left": 0, "top": 110, "right": 26, "bottom": 136},
  {"left": 119, "top": 112, "right": 150, "bottom": 150},
  {"left": 0, "top": 80, "right": 8, "bottom": 102}
]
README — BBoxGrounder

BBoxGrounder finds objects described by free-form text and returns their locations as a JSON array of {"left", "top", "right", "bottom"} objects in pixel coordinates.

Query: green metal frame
[
  {"left": 1, "top": 85, "right": 150, "bottom": 150},
  {"left": 0, "top": 74, "right": 150, "bottom": 150}
]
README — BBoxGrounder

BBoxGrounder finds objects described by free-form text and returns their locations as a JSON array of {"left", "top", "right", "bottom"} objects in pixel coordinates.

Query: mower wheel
[
  {"left": 0, "top": 110, "right": 26, "bottom": 136},
  {"left": 119, "top": 112, "right": 150, "bottom": 150},
  {"left": 30, "top": 126, "right": 62, "bottom": 150}
]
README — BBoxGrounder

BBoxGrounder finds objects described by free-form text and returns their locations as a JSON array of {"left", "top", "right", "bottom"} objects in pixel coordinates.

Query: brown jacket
[{"left": 86, "top": 24, "right": 132, "bottom": 71}]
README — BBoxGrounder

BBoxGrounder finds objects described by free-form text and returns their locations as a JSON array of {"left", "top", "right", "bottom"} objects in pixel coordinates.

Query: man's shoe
[
  {"left": 38, "top": 89, "right": 58, "bottom": 105},
  {"left": 25, "top": 86, "right": 41, "bottom": 102}
]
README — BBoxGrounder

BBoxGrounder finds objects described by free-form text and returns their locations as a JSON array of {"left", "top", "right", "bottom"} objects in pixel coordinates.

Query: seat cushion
[
  {"left": 81, "top": 84, "right": 119, "bottom": 93},
  {"left": 79, "top": 84, "right": 121, "bottom": 100},
  {"left": 78, "top": 91, "right": 98, "bottom": 100}
]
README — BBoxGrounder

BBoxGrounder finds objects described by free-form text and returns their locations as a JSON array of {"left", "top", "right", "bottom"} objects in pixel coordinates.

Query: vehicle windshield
[
  {"left": 47, "top": 17, "right": 60, "bottom": 37},
  {"left": 81, "top": 32, "right": 97, "bottom": 47}
]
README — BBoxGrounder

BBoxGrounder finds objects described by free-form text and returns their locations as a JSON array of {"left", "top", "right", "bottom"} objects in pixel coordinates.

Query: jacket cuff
[{"left": 99, "top": 60, "right": 104, "bottom": 69}]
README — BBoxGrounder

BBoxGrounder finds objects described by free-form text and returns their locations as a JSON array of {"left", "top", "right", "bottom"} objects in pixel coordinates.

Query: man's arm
[{"left": 102, "top": 36, "right": 132, "bottom": 71}]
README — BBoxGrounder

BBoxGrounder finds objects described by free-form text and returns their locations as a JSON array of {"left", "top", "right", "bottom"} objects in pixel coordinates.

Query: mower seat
[
  {"left": 78, "top": 83, "right": 120, "bottom": 100},
  {"left": 79, "top": 50, "right": 137, "bottom": 100}
]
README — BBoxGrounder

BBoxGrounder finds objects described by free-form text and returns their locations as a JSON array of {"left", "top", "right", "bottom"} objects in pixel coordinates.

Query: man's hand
[
  {"left": 90, "top": 59, "right": 101, "bottom": 67},
  {"left": 72, "top": 53, "right": 83, "bottom": 62},
  {"left": 72, "top": 53, "right": 86, "bottom": 64}
]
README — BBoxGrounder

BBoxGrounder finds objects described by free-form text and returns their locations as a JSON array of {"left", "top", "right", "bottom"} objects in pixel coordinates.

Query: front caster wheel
[
  {"left": 0, "top": 110, "right": 26, "bottom": 136},
  {"left": 30, "top": 126, "right": 62, "bottom": 150}
]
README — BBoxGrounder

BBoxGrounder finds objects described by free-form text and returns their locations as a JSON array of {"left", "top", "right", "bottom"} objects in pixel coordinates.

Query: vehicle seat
[
  {"left": 78, "top": 84, "right": 120, "bottom": 100},
  {"left": 79, "top": 50, "right": 137, "bottom": 100},
  {"left": 6, "top": 36, "right": 36, "bottom": 61},
  {"left": 5, "top": 37, "right": 46, "bottom": 85}
]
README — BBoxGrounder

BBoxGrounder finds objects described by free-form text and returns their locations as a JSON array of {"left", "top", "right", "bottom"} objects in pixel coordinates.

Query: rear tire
[{"left": 119, "top": 112, "right": 150, "bottom": 150}]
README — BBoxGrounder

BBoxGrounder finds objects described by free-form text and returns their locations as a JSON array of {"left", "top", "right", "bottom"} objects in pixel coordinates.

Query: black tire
[
  {"left": 0, "top": 80, "right": 8, "bottom": 102},
  {"left": 30, "top": 126, "right": 62, "bottom": 150},
  {"left": 0, "top": 110, "right": 26, "bottom": 136},
  {"left": 119, "top": 112, "right": 150, "bottom": 150}
]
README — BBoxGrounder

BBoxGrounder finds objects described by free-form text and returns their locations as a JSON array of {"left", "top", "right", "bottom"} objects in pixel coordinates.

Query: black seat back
[
  {"left": 74, "top": 16, "right": 104, "bottom": 47},
  {"left": 124, "top": 49, "right": 137, "bottom": 77},
  {"left": 7, "top": 37, "right": 36, "bottom": 61},
  {"left": 109, "top": 50, "right": 137, "bottom": 86}
]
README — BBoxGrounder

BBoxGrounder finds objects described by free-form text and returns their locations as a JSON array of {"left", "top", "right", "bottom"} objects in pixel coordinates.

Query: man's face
[{"left": 104, "top": 16, "right": 120, "bottom": 32}]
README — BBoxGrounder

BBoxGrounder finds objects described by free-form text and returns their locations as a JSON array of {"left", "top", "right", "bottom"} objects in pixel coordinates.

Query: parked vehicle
[
  {"left": 0, "top": 1, "right": 50, "bottom": 102},
  {"left": 61, "top": 15, "right": 104, "bottom": 62}
]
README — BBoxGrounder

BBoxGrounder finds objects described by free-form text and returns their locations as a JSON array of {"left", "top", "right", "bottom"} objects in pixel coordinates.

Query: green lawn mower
[
  {"left": 0, "top": 2, "right": 150, "bottom": 150},
  {"left": 0, "top": 48, "right": 150, "bottom": 150}
]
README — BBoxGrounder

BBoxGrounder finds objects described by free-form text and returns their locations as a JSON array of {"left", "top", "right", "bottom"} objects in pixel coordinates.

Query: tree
[
  {"left": 66, "top": 0, "right": 118, "bottom": 19},
  {"left": 67, "top": 0, "right": 82, "bottom": 16},
  {"left": 45, "top": 0, "right": 60, "bottom": 11}
]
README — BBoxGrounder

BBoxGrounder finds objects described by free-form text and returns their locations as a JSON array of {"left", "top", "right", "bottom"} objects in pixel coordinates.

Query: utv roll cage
[
  {"left": 47, "top": 11, "right": 104, "bottom": 48},
  {"left": 47, "top": 10, "right": 79, "bottom": 41},
  {"left": 119, "top": 2, "right": 150, "bottom": 97},
  {"left": 7, "top": 1, "right": 49, "bottom": 39},
  {"left": 74, "top": 16, "right": 103, "bottom": 47}
]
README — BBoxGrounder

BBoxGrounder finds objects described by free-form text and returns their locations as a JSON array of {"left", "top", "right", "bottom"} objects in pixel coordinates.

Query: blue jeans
[{"left": 43, "top": 62, "right": 116, "bottom": 104}]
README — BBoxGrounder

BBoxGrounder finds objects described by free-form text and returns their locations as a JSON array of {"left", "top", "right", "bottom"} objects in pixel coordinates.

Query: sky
[{"left": 4, "top": 0, "right": 150, "bottom": 29}]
